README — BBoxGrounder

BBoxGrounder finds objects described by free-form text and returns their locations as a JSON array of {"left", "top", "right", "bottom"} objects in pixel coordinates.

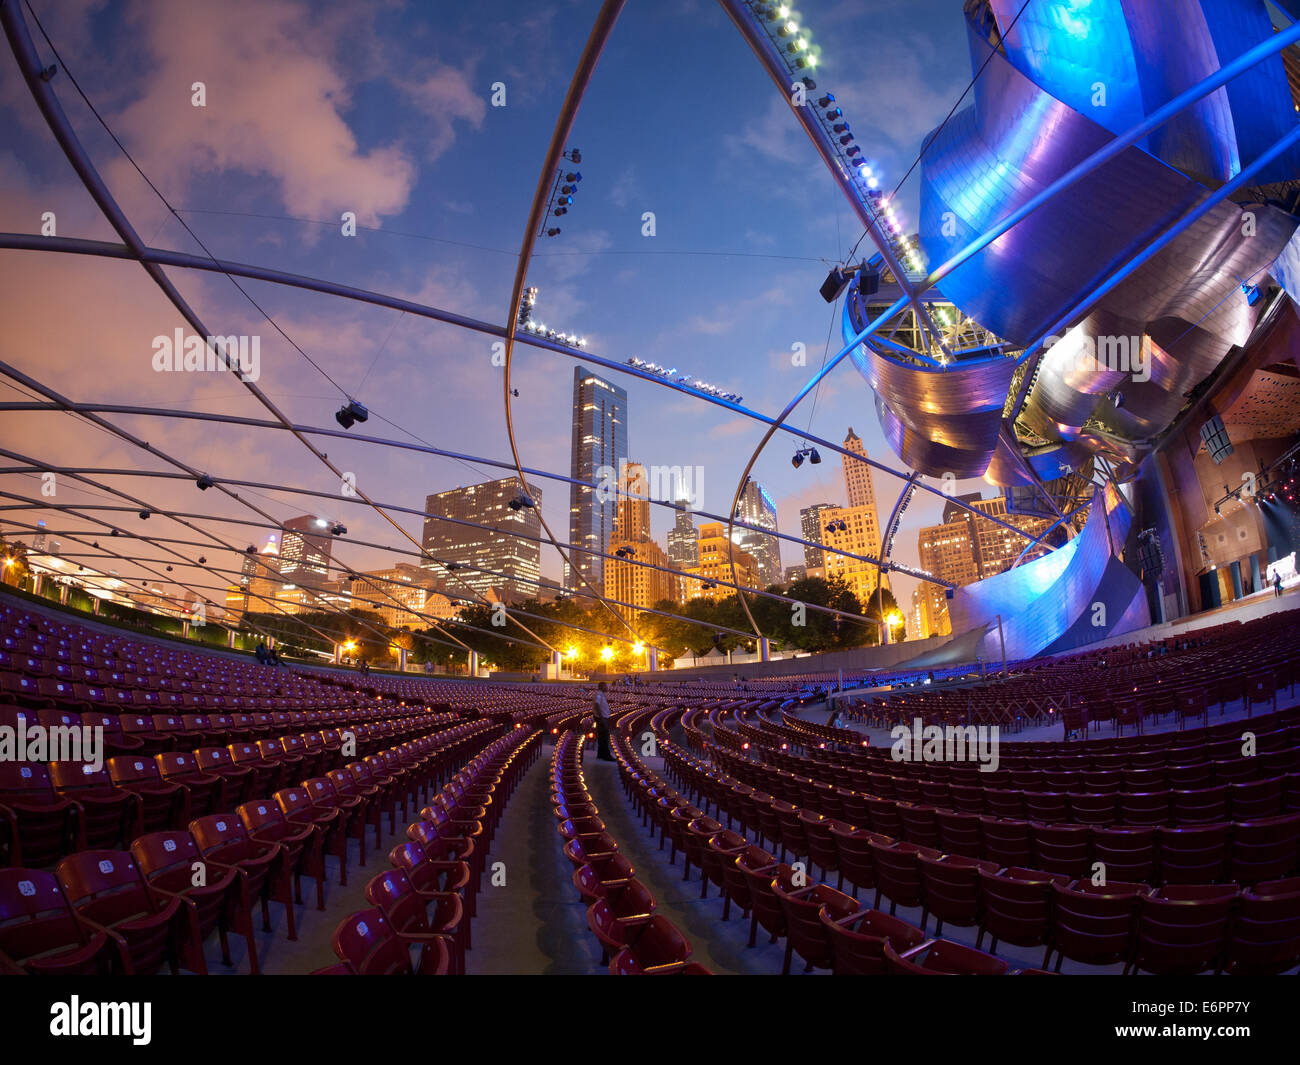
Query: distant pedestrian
[
  {"left": 592, "top": 681, "right": 613, "bottom": 762},
  {"left": 255, "top": 641, "right": 268, "bottom": 666},
  {"left": 1275, "top": 572, "right": 1284, "bottom": 598}
]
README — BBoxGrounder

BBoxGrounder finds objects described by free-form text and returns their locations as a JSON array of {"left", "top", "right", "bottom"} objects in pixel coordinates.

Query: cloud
[{"left": 111, "top": 0, "right": 416, "bottom": 227}]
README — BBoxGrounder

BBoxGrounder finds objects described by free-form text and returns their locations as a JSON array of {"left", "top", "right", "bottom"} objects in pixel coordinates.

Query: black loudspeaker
[
  {"left": 820, "top": 266, "right": 852, "bottom": 303},
  {"left": 944, "top": 587, "right": 954, "bottom": 600},
  {"left": 1136, "top": 530, "right": 1164, "bottom": 581},
  {"left": 1200, "top": 415, "right": 1233, "bottom": 464},
  {"left": 857, "top": 266, "right": 880, "bottom": 298}
]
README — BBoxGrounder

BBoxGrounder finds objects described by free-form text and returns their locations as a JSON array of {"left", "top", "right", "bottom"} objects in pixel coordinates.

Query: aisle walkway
[
  {"left": 469, "top": 747, "right": 602, "bottom": 974},
  {"left": 583, "top": 755, "right": 788, "bottom": 975}
]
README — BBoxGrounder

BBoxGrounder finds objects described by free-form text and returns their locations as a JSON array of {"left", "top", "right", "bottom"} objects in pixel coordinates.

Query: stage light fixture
[
  {"left": 809, "top": 448, "right": 821, "bottom": 464},
  {"left": 819, "top": 264, "right": 853, "bottom": 303},
  {"left": 139, "top": 510, "right": 151, "bottom": 520},
  {"left": 791, "top": 450, "right": 804, "bottom": 469},
  {"left": 196, "top": 474, "right": 215, "bottom": 490},
  {"left": 335, "top": 400, "right": 368, "bottom": 429},
  {"left": 331, "top": 523, "right": 347, "bottom": 536}
]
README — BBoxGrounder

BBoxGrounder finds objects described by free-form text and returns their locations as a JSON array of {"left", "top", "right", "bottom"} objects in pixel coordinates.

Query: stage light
[
  {"left": 553, "top": 207, "right": 567, "bottom": 217},
  {"left": 833, "top": 123, "right": 849, "bottom": 134},
  {"left": 198, "top": 556, "right": 206, "bottom": 564},
  {"left": 565, "top": 172, "right": 581, "bottom": 183},
  {"left": 817, "top": 94, "right": 835, "bottom": 108},
  {"left": 335, "top": 400, "right": 368, "bottom": 429},
  {"left": 1242, "top": 282, "right": 1262, "bottom": 306},
  {"left": 139, "top": 510, "right": 151, "bottom": 520},
  {"left": 809, "top": 448, "right": 821, "bottom": 464},
  {"left": 791, "top": 450, "right": 804, "bottom": 469},
  {"left": 246, "top": 545, "right": 257, "bottom": 554},
  {"left": 508, "top": 494, "right": 535, "bottom": 511},
  {"left": 819, "top": 265, "right": 852, "bottom": 303},
  {"left": 196, "top": 474, "right": 215, "bottom": 491},
  {"left": 839, "top": 134, "right": 854, "bottom": 146},
  {"left": 331, "top": 523, "right": 347, "bottom": 536}
]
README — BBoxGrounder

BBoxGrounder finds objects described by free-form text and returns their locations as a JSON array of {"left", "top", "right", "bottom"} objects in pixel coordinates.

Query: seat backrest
[
  {"left": 331, "top": 908, "right": 411, "bottom": 975},
  {"left": 0, "top": 867, "right": 87, "bottom": 963},
  {"left": 108, "top": 756, "right": 163, "bottom": 787},
  {"left": 55, "top": 850, "right": 151, "bottom": 924}
]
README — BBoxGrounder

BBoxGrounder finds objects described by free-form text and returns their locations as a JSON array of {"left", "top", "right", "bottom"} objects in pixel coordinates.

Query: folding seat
[
  {"left": 979, "top": 816, "right": 1034, "bottom": 868},
  {"left": 390, "top": 841, "right": 473, "bottom": 913},
  {"left": 976, "top": 867, "right": 1069, "bottom": 955},
  {"left": 1128, "top": 883, "right": 1238, "bottom": 975},
  {"left": 107, "top": 755, "right": 189, "bottom": 832},
  {"left": 1228, "top": 777, "right": 1285, "bottom": 821},
  {"left": 897, "top": 803, "right": 941, "bottom": 850},
  {"left": 1116, "top": 791, "right": 1170, "bottom": 827},
  {"left": 1171, "top": 785, "right": 1227, "bottom": 825},
  {"left": 863, "top": 796, "right": 903, "bottom": 838},
  {"left": 1083, "top": 770, "right": 1122, "bottom": 795},
  {"left": 983, "top": 788, "right": 1025, "bottom": 820},
  {"left": 1025, "top": 792, "right": 1068, "bottom": 824},
  {"left": 1245, "top": 672, "right": 1277, "bottom": 716},
  {"left": 155, "top": 753, "right": 225, "bottom": 819},
  {"left": 917, "top": 853, "right": 999, "bottom": 936},
  {"left": 948, "top": 784, "right": 985, "bottom": 815},
  {"left": 1031, "top": 823, "right": 1092, "bottom": 879},
  {"left": 277, "top": 786, "right": 349, "bottom": 887},
  {"left": 408, "top": 817, "right": 478, "bottom": 884},
  {"left": 737, "top": 853, "right": 797, "bottom": 948},
  {"left": 883, "top": 938, "right": 1009, "bottom": 975},
  {"left": 771, "top": 882, "right": 860, "bottom": 974},
  {"left": 48, "top": 761, "right": 141, "bottom": 850},
  {"left": 190, "top": 812, "right": 294, "bottom": 941},
  {"left": 331, "top": 767, "right": 384, "bottom": 850},
  {"left": 1089, "top": 826, "right": 1156, "bottom": 884},
  {"left": 228, "top": 742, "right": 282, "bottom": 795},
  {"left": 815, "top": 905, "right": 924, "bottom": 975},
  {"left": 586, "top": 888, "right": 658, "bottom": 965},
  {"left": 322, "top": 907, "right": 451, "bottom": 975},
  {"left": 151, "top": 714, "right": 202, "bottom": 749},
  {"left": 1229, "top": 814, "right": 1300, "bottom": 885},
  {"left": 869, "top": 840, "right": 940, "bottom": 914},
  {"left": 1223, "top": 876, "right": 1300, "bottom": 975},
  {"left": 130, "top": 830, "right": 248, "bottom": 974},
  {"left": 56, "top": 850, "right": 190, "bottom": 975},
  {"left": 572, "top": 854, "right": 638, "bottom": 905},
  {"left": 1168, "top": 762, "right": 1214, "bottom": 791},
  {"left": 607, "top": 915, "right": 706, "bottom": 975},
  {"left": 194, "top": 747, "right": 255, "bottom": 805},
  {"left": 0, "top": 761, "right": 80, "bottom": 866},
  {"left": 702, "top": 830, "right": 749, "bottom": 912},
  {"left": 0, "top": 867, "right": 113, "bottom": 974},
  {"left": 365, "top": 868, "right": 465, "bottom": 973},
  {"left": 931, "top": 809, "right": 981, "bottom": 860},
  {"left": 683, "top": 817, "right": 723, "bottom": 891},
  {"left": 1062, "top": 791, "right": 1111, "bottom": 827},
  {"left": 1212, "top": 757, "right": 1257, "bottom": 785},
  {"left": 800, "top": 811, "right": 844, "bottom": 883},
  {"left": 1046, "top": 879, "right": 1147, "bottom": 972},
  {"left": 117, "top": 714, "right": 174, "bottom": 755},
  {"left": 1, "top": 673, "right": 47, "bottom": 708},
  {"left": 258, "top": 737, "right": 305, "bottom": 790}
]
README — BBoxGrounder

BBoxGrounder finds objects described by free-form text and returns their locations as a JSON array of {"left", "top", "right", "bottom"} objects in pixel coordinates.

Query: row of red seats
[
  {"left": 552, "top": 727, "right": 708, "bottom": 975},
  {"left": 0, "top": 719, "right": 496, "bottom": 973},
  {"left": 316, "top": 725, "right": 542, "bottom": 975}
]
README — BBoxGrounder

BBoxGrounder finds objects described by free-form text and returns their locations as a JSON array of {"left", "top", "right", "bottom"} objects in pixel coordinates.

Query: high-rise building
[
  {"left": 682, "top": 522, "right": 760, "bottom": 600},
  {"left": 422, "top": 477, "right": 542, "bottom": 603},
  {"left": 800, "top": 503, "right": 836, "bottom": 568},
  {"left": 821, "top": 504, "right": 885, "bottom": 609},
  {"left": 279, "top": 515, "right": 333, "bottom": 582},
  {"left": 732, "top": 479, "right": 781, "bottom": 588},
  {"left": 817, "top": 428, "right": 885, "bottom": 611},
  {"left": 349, "top": 564, "right": 457, "bottom": 629},
  {"left": 842, "top": 427, "right": 878, "bottom": 509},
  {"left": 916, "top": 518, "right": 979, "bottom": 637},
  {"left": 567, "top": 366, "right": 627, "bottom": 594},
  {"left": 605, "top": 462, "right": 679, "bottom": 616},
  {"left": 967, "top": 496, "right": 1052, "bottom": 578},
  {"left": 666, "top": 502, "right": 699, "bottom": 569},
  {"left": 785, "top": 564, "right": 807, "bottom": 585}
]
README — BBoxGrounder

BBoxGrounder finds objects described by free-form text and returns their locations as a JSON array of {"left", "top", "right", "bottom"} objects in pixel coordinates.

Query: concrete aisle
[{"left": 468, "top": 746, "right": 603, "bottom": 974}]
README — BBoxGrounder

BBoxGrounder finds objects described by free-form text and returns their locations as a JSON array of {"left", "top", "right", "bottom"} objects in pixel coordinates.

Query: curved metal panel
[{"left": 949, "top": 483, "right": 1145, "bottom": 661}]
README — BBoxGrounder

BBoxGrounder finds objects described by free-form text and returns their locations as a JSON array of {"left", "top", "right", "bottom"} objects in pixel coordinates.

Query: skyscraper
[
  {"left": 666, "top": 502, "right": 699, "bottom": 570},
  {"left": 279, "top": 515, "right": 333, "bottom": 582},
  {"left": 842, "top": 427, "right": 877, "bottom": 509},
  {"left": 799, "top": 503, "right": 835, "bottom": 569},
  {"left": 567, "top": 366, "right": 627, "bottom": 593},
  {"left": 606, "top": 463, "right": 678, "bottom": 616},
  {"left": 422, "top": 477, "right": 542, "bottom": 603},
  {"left": 732, "top": 479, "right": 781, "bottom": 588}
]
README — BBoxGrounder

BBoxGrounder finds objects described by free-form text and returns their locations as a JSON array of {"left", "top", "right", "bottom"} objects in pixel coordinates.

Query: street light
[{"left": 600, "top": 646, "right": 613, "bottom": 662}]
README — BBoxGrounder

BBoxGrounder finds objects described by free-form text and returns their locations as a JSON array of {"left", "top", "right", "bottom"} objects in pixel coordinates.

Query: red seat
[
  {"left": 239, "top": 799, "right": 326, "bottom": 912},
  {"left": 976, "top": 866, "right": 1068, "bottom": 955},
  {"left": 883, "top": 937, "right": 1009, "bottom": 975},
  {"left": 606, "top": 915, "right": 696, "bottom": 974},
  {"left": 48, "top": 761, "right": 140, "bottom": 850},
  {"left": 364, "top": 868, "right": 465, "bottom": 974},
  {"left": 0, "top": 867, "right": 112, "bottom": 975},
  {"left": 107, "top": 755, "right": 188, "bottom": 832},
  {"left": 322, "top": 907, "right": 450, "bottom": 975},
  {"left": 0, "top": 760, "right": 80, "bottom": 866},
  {"left": 55, "top": 850, "right": 189, "bottom": 975},
  {"left": 1046, "top": 880, "right": 1148, "bottom": 972},
  {"left": 819, "top": 906, "right": 926, "bottom": 975},
  {"left": 189, "top": 812, "right": 294, "bottom": 943},
  {"left": 1129, "top": 883, "right": 1238, "bottom": 975},
  {"left": 1225, "top": 876, "right": 1300, "bottom": 975}
]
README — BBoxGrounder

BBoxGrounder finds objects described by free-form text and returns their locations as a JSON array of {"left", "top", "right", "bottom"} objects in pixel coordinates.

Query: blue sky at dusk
[{"left": 0, "top": 0, "right": 988, "bottom": 612}]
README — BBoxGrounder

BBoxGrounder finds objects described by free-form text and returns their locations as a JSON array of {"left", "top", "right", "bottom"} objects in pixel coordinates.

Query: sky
[{"left": 0, "top": 0, "right": 993, "bottom": 622}]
